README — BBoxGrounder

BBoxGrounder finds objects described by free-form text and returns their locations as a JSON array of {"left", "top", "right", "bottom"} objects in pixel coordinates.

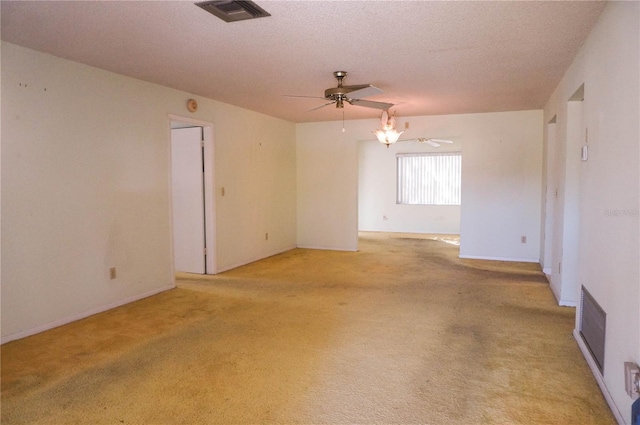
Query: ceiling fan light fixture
[
  {"left": 375, "top": 128, "right": 404, "bottom": 147},
  {"left": 375, "top": 110, "right": 404, "bottom": 147}
]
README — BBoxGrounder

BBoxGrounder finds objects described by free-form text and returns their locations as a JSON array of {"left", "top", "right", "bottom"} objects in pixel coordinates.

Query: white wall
[
  {"left": 457, "top": 110, "right": 543, "bottom": 262},
  {"left": 0, "top": 22, "right": 3, "bottom": 329},
  {"left": 358, "top": 137, "right": 461, "bottom": 235},
  {"left": 211, "top": 97, "right": 297, "bottom": 271},
  {"left": 297, "top": 110, "right": 543, "bottom": 261},
  {"left": 543, "top": 2, "right": 639, "bottom": 422},
  {"left": 1, "top": 42, "right": 297, "bottom": 342},
  {"left": 296, "top": 121, "right": 359, "bottom": 251}
]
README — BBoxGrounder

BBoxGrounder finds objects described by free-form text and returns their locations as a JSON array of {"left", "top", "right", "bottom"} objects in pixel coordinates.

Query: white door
[{"left": 171, "top": 127, "right": 206, "bottom": 274}]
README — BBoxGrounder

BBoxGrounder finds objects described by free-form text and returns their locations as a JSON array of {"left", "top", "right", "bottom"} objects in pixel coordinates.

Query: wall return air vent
[
  {"left": 196, "top": 1, "right": 271, "bottom": 22},
  {"left": 579, "top": 285, "right": 606, "bottom": 374}
]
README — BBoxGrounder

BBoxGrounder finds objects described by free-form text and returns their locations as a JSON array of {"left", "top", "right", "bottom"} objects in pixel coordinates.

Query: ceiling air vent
[{"left": 196, "top": 1, "right": 271, "bottom": 22}]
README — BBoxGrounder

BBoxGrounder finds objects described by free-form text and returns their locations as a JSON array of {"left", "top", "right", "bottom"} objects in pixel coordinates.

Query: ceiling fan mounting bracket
[{"left": 333, "top": 71, "right": 348, "bottom": 83}]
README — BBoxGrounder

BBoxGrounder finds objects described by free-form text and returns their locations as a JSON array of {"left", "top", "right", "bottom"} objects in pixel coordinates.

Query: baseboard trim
[
  {"left": 458, "top": 254, "right": 539, "bottom": 263},
  {"left": 296, "top": 245, "right": 358, "bottom": 252},
  {"left": 573, "top": 329, "right": 624, "bottom": 425},
  {"left": 1, "top": 284, "right": 175, "bottom": 345},
  {"left": 216, "top": 245, "right": 298, "bottom": 273},
  {"left": 548, "top": 281, "right": 578, "bottom": 307}
]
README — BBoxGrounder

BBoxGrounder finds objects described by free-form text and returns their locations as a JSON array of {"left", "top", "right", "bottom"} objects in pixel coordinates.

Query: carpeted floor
[{"left": 1, "top": 232, "right": 615, "bottom": 424}]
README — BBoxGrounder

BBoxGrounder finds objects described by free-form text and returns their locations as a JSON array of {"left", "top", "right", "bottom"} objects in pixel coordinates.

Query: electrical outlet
[
  {"left": 625, "top": 362, "right": 640, "bottom": 399},
  {"left": 521, "top": 235, "right": 527, "bottom": 244},
  {"left": 109, "top": 267, "right": 117, "bottom": 280}
]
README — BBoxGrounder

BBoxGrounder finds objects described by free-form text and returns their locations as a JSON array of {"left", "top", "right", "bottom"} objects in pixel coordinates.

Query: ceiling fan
[
  {"left": 411, "top": 138, "right": 454, "bottom": 148},
  {"left": 285, "top": 71, "right": 394, "bottom": 112}
]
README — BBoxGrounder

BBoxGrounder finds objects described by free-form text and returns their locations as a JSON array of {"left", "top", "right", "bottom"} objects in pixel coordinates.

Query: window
[{"left": 397, "top": 152, "right": 462, "bottom": 205}]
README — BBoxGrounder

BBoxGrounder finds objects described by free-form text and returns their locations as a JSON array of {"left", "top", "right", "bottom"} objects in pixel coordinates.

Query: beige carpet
[{"left": 1, "top": 232, "right": 614, "bottom": 424}]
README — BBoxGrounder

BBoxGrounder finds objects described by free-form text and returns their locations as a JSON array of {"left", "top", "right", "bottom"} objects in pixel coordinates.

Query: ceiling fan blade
[
  {"left": 307, "top": 100, "right": 336, "bottom": 111},
  {"left": 340, "top": 84, "right": 372, "bottom": 91},
  {"left": 349, "top": 99, "right": 394, "bottom": 110},
  {"left": 416, "top": 138, "right": 454, "bottom": 147},
  {"left": 343, "top": 85, "right": 383, "bottom": 99}
]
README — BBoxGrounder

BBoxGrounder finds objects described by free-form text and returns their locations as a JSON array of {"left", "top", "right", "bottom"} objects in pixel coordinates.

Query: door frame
[
  {"left": 542, "top": 117, "right": 556, "bottom": 276},
  {"left": 168, "top": 114, "right": 216, "bottom": 275}
]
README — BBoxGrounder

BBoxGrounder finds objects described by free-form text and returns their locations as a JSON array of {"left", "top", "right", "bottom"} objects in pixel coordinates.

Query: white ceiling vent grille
[{"left": 196, "top": 1, "right": 271, "bottom": 22}]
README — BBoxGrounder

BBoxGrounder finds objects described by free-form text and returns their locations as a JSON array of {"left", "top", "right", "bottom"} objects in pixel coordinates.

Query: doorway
[
  {"left": 545, "top": 85, "right": 584, "bottom": 306},
  {"left": 169, "top": 116, "right": 216, "bottom": 275},
  {"left": 557, "top": 88, "right": 584, "bottom": 306},
  {"left": 543, "top": 117, "right": 558, "bottom": 288},
  {"left": 357, "top": 139, "right": 462, "bottom": 235}
]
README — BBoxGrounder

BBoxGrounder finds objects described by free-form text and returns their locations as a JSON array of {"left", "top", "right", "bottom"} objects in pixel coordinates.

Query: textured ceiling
[{"left": 1, "top": 0, "right": 606, "bottom": 123}]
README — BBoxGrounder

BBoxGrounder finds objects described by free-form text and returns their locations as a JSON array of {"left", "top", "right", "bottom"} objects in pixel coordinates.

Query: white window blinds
[{"left": 397, "top": 152, "right": 462, "bottom": 205}]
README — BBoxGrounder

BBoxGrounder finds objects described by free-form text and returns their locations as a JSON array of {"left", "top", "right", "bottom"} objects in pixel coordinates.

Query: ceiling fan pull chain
[{"left": 342, "top": 110, "right": 346, "bottom": 133}]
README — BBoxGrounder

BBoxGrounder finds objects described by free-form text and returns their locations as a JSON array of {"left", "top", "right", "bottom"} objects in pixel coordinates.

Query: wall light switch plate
[
  {"left": 581, "top": 145, "right": 588, "bottom": 161},
  {"left": 625, "top": 362, "right": 640, "bottom": 399}
]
